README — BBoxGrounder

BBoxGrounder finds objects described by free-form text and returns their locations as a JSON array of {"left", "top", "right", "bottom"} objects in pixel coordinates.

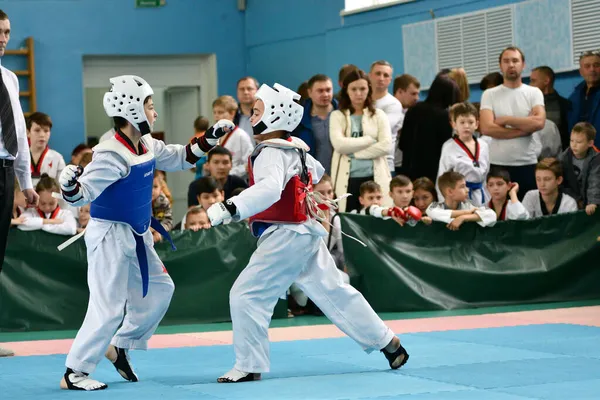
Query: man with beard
[
  {"left": 480, "top": 46, "right": 546, "bottom": 198},
  {"left": 293, "top": 74, "right": 338, "bottom": 174}
]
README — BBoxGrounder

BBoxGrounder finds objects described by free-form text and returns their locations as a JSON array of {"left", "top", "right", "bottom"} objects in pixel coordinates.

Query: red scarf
[{"left": 37, "top": 206, "right": 61, "bottom": 219}]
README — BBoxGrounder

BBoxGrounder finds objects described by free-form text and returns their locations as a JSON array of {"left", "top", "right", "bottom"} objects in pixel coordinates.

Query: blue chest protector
[{"left": 90, "top": 137, "right": 175, "bottom": 297}]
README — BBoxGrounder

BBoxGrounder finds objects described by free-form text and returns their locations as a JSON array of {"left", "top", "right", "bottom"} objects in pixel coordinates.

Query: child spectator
[
  {"left": 389, "top": 175, "right": 431, "bottom": 225},
  {"left": 27, "top": 112, "right": 66, "bottom": 186},
  {"left": 427, "top": 171, "right": 497, "bottom": 230},
  {"left": 486, "top": 167, "right": 529, "bottom": 221},
  {"left": 192, "top": 116, "right": 210, "bottom": 180},
  {"left": 389, "top": 175, "right": 413, "bottom": 208},
  {"left": 213, "top": 95, "right": 254, "bottom": 179},
  {"left": 437, "top": 102, "right": 490, "bottom": 206},
  {"left": 79, "top": 152, "right": 93, "bottom": 168},
  {"left": 412, "top": 177, "right": 437, "bottom": 213},
  {"left": 70, "top": 143, "right": 92, "bottom": 165},
  {"left": 180, "top": 177, "right": 225, "bottom": 230},
  {"left": 18, "top": 174, "right": 77, "bottom": 235},
  {"left": 151, "top": 171, "right": 173, "bottom": 242},
  {"left": 184, "top": 207, "right": 211, "bottom": 231},
  {"left": 522, "top": 158, "right": 578, "bottom": 217},
  {"left": 11, "top": 180, "right": 27, "bottom": 227},
  {"left": 77, "top": 204, "right": 90, "bottom": 233},
  {"left": 558, "top": 122, "right": 600, "bottom": 215},
  {"left": 356, "top": 181, "right": 421, "bottom": 226}
]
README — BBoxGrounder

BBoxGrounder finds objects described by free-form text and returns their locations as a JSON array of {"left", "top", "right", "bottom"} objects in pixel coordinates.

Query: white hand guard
[
  {"left": 186, "top": 119, "right": 236, "bottom": 163},
  {"left": 59, "top": 165, "right": 84, "bottom": 203},
  {"left": 204, "top": 119, "right": 236, "bottom": 147},
  {"left": 207, "top": 200, "right": 238, "bottom": 226}
]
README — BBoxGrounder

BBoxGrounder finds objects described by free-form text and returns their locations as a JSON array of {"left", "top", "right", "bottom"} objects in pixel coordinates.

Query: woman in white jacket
[{"left": 329, "top": 69, "right": 392, "bottom": 212}]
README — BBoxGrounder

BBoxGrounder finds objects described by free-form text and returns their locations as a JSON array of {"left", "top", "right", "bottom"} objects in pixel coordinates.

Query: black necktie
[{"left": 0, "top": 69, "right": 18, "bottom": 157}]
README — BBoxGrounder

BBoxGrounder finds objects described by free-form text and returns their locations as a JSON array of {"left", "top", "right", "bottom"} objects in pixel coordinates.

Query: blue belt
[
  {"left": 133, "top": 217, "right": 176, "bottom": 298},
  {"left": 466, "top": 181, "right": 484, "bottom": 204}
]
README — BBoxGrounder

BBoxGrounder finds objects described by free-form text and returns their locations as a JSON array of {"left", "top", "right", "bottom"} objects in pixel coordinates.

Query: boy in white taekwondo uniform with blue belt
[
  {"left": 57, "top": 75, "right": 234, "bottom": 391},
  {"left": 207, "top": 83, "right": 409, "bottom": 383}
]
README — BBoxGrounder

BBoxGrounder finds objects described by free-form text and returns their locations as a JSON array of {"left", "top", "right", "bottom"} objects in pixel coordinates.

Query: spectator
[
  {"left": 392, "top": 74, "right": 420, "bottom": 176},
  {"left": 369, "top": 60, "right": 404, "bottom": 175},
  {"left": 448, "top": 68, "right": 470, "bottom": 102},
  {"left": 18, "top": 174, "right": 77, "bottom": 236},
  {"left": 412, "top": 177, "right": 437, "bottom": 214},
  {"left": 212, "top": 95, "right": 254, "bottom": 179},
  {"left": 427, "top": 171, "right": 497, "bottom": 230},
  {"left": 399, "top": 75, "right": 459, "bottom": 183},
  {"left": 329, "top": 69, "right": 392, "bottom": 212},
  {"left": 293, "top": 74, "right": 338, "bottom": 174},
  {"left": 355, "top": 181, "right": 384, "bottom": 214},
  {"left": 389, "top": 175, "right": 413, "bottom": 209},
  {"left": 151, "top": 171, "right": 173, "bottom": 242},
  {"left": 195, "top": 176, "right": 224, "bottom": 210},
  {"left": 334, "top": 64, "right": 359, "bottom": 101},
  {"left": 567, "top": 50, "right": 600, "bottom": 145},
  {"left": 77, "top": 204, "right": 90, "bottom": 233},
  {"left": 296, "top": 81, "right": 309, "bottom": 106},
  {"left": 27, "top": 112, "right": 66, "bottom": 186},
  {"left": 522, "top": 158, "right": 578, "bottom": 217},
  {"left": 480, "top": 72, "right": 503, "bottom": 91},
  {"left": 530, "top": 66, "right": 571, "bottom": 149},
  {"left": 79, "top": 152, "right": 93, "bottom": 168},
  {"left": 191, "top": 116, "right": 210, "bottom": 180},
  {"left": 70, "top": 143, "right": 92, "bottom": 165},
  {"left": 437, "top": 102, "right": 490, "bottom": 206},
  {"left": 235, "top": 76, "right": 259, "bottom": 141},
  {"left": 558, "top": 122, "right": 600, "bottom": 214},
  {"left": 184, "top": 207, "right": 211, "bottom": 231},
  {"left": 486, "top": 168, "right": 529, "bottom": 221},
  {"left": 480, "top": 46, "right": 546, "bottom": 199},
  {"left": 187, "top": 146, "right": 246, "bottom": 206}
]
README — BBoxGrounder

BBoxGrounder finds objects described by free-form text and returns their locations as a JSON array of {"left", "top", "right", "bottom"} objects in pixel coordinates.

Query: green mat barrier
[
  {"left": 0, "top": 224, "right": 287, "bottom": 332},
  {"left": 340, "top": 211, "right": 600, "bottom": 312},
  {"left": 2, "top": 212, "right": 599, "bottom": 332}
]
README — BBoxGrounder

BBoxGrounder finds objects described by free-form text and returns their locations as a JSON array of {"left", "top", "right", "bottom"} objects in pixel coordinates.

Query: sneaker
[
  {"left": 60, "top": 368, "right": 107, "bottom": 391},
  {"left": 105, "top": 345, "right": 139, "bottom": 382}
]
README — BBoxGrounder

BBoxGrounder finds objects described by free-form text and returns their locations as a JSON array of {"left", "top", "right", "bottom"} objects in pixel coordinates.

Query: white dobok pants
[
  {"left": 230, "top": 227, "right": 395, "bottom": 373},
  {"left": 65, "top": 222, "right": 174, "bottom": 373}
]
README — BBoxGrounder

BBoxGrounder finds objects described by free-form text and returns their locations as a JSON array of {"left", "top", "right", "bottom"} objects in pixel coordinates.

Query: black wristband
[{"left": 224, "top": 199, "right": 238, "bottom": 216}]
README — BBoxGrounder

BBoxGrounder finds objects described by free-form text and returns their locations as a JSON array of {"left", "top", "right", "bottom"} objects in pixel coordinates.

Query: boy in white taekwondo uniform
[
  {"left": 207, "top": 83, "right": 409, "bottom": 383},
  {"left": 57, "top": 75, "right": 234, "bottom": 391}
]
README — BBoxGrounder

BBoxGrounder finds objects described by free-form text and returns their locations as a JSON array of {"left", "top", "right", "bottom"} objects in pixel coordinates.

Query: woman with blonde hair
[
  {"left": 448, "top": 67, "right": 470, "bottom": 102},
  {"left": 329, "top": 69, "right": 392, "bottom": 212}
]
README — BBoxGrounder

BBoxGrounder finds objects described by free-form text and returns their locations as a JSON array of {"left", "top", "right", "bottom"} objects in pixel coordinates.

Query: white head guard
[
  {"left": 103, "top": 75, "right": 154, "bottom": 135},
  {"left": 253, "top": 83, "right": 304, "bottom": 135}
]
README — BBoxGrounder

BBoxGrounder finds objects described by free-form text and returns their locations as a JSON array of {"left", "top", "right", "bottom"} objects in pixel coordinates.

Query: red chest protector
[{"left": 247, "top": 142, "right": 313, "bottom": 231}]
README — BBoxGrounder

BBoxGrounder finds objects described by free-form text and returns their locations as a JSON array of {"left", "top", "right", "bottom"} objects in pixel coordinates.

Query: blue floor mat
[{"left": 2, "top": 323, "right": 599, "bottom": 399}]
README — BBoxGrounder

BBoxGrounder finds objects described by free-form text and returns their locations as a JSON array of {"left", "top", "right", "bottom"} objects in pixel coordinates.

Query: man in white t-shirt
[
  {"left": 480, "top": 46, "right": 546, "bottom": 199},
  {"left": 393, "top": 74, "right": 420, "bottom": 176},
  {"left": 369, "top": 60, "right": 404, "bottom": 174}
]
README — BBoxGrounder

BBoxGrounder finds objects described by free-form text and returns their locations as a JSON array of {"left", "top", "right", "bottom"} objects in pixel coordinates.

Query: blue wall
[
  {"left": 245, "top": 0, "right": 582, "bottom": 102},
  {"left": 2, "top": 0, "right": 585, "bottom": 159},
  {"left": 2, "top": 0, "right": 245, "bottom": 158}
]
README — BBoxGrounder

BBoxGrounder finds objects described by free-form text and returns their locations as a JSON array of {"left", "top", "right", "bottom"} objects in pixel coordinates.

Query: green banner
[
  {"left": 2, "top": 213, "right": 600, "bottom": 332},
  {"left": 340, "top": 211, "right": 600, "bottom": 312},
  {"left": 0, "top": 224, "right": 287, "bottom": 332}
]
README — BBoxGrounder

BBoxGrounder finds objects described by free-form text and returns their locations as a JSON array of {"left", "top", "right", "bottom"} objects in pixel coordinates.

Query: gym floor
[{"left": 2, "top": 300, "right": 599, "bottom": 399}]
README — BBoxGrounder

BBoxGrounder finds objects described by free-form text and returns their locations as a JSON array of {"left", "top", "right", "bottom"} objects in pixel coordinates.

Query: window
[
  {"left": 342, "top": 0, "right": 416, "bottom": 16},
  {"left": 571, "top": 0, "right": 600, "bottom": 65},
  {"left": 435, "top": 6, "right": 513, "bottom": 84}
]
